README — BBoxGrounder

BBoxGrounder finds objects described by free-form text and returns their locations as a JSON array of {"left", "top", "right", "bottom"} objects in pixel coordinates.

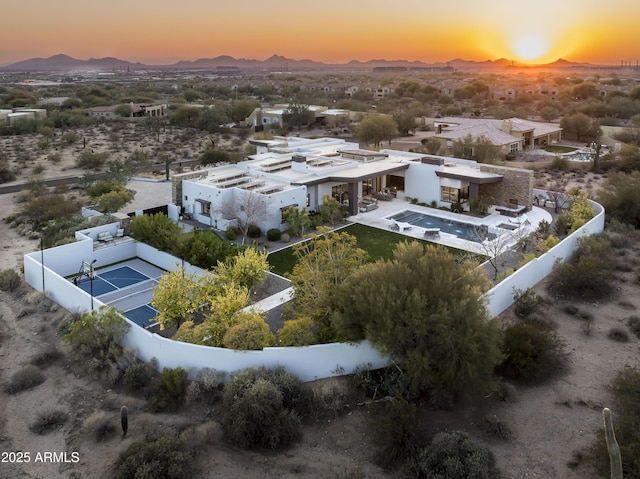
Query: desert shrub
[
  {"left": 222, "top": 366, "right": 309, "bottom": 449},
  {"left": 549, "top": 234, "right": 614, "bottom": 300},
  {"left": 513, "top": 287, "right": 543, "bottom": 318},
  {"left": 30, "top": 346, "right": 64, "bottom": 368},
  {"left": 56, "top": 311, "right": 82, "bottom": 335},
  {"left": 480, "top": 415, "right": 512, "bottom": 441},
  {"left": 309, "top": 383, "right": 349, "bottom": 419},
  {"left": 414, "top": 430, "right": 499, "bottom": 479},
  {"left": 225, "top": 226, "right": 237, "bottom": 241},
  {"left": 30, "top": 409, "right": 68, "bottom": 435},
  {"left": 593, "top": 366, "right": 640, "bottom": 478},
  {"left": 563, "top": 305, "right": 579, "bottom": 316},
  {"left": 278, "top": 317, "right": 316, "bottom": 346},
  {"left": 76, "top": 151, "right": 108, "bottom": 169},
  {"left": 63, "top": 306, "right": 129, "bottom": 363},
  {"left": 3, "top": 365, "right": 45, "bottom": 394},
  {"left": 497, "top": 321, "right": 566, "bottom": 383},
  {"left": 114, "top": 435, "right": 194, "bottom": 479},
  {"left": 627, "top": 315, "right": 640, "bottom": 339},
  {"left": 371, "top": 399, "right": 420, "bottom": 469},
  {"left": 247, "top": 224, "right": 261, "bottom": 238},
  {"left": 550, "top": 155, "right": 569, "bottom": 171},
  {"left": 121, "top": 361, "right": 157, "bottom": 395},
  {"left": 607, "top": 328, "right": 629, "bottom": 342},
  {"left": 82, "top": 411, "right": 118, "bottom": 443},
  {"left": 195, "top": 367, "right": 226, "bottom": 403},
  {"left": 281, "top": 232, "right": 291, "bottom": 243},
  {"left": 267, "top": 228, "right": 282, "bottom": 241},
  {"left": 0, "top": 268, "right": 20, "bottom": 291},
  {"left": 179, "top": 421, "right": 223, "bottom": 448},
  {"left": 150, "top": 367, "right": 189, "bottom": 412}
]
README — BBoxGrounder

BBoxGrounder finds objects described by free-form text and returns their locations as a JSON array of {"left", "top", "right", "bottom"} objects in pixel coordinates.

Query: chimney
[{"left": 502, "top": 119, "right": 512, "bottom": 134}]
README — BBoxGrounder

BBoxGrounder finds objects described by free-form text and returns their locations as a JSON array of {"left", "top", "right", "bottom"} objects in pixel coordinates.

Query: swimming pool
[{"left": 388, "top": 210, "right": 498, "bottom": 242}]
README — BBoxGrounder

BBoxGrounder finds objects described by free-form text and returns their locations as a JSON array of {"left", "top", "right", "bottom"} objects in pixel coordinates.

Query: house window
[
  {"left": 197, "top": 200, "right": 211, "bottom": 216},
  {"left": 441, "top": 186, "right": 458, "bottom": 203},
  {"left": 510, "top": 143, "right": 519, "bottom": 153}
]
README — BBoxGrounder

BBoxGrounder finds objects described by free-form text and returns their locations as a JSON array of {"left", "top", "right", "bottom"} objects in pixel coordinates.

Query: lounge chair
[
  {"left": 389, "top": 219, "right": 412, "bottom": 231},
  {"left": 423, "top": 228, "right": 440, "bottom": 238}
]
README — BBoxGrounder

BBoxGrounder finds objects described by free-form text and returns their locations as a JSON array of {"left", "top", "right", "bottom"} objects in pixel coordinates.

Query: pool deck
[{"left": 348, "top": 199, "right": 553, "bottom": 254}]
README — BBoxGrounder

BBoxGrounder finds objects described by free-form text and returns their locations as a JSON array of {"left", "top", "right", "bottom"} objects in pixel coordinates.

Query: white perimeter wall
[
  {"left": 23, "top": 201, "right": 605, "bottom": 382},
  {"left": 483, "top": 199, "right": 605, "bottom": 317}
]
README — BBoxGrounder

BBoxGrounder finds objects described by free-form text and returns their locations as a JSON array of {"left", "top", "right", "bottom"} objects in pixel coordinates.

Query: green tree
[
  {"left": 228, "top": 99, "right": 259, "bottom": 123},
  {"left": 318, "top": 195, "right": 344, "bottom": 226},
  {"left": 222, "top": 312, "right": 276, "bottom": 350},
  {"left": 170, "top": 105, "right": 201, "bottom": 127},
  {"left": 114, "top": 104, "right": 132, "bottom": 117},
  {"left": 289, "top": 227, "right": 368, "bottom": 328},
  {"left": 199, "top": 147, "right": 230, "bottom": 166},
  {"left": 87, "top": 181, "right": 134, "bottom": 213},
  {"left": 282, "top": 102, "right": 315, "bottom": 130},
  {"left": 334, "top": 242, "right": 502, "bottom": 397},
  {"left": 393, "top": 111, "right": 417, "bottom": 136},
  {"left": 616, "top": 144, "right": 640, "bottom": 172},
  {"left": 278, "top": 317, "right": 316, "bottom": 346},
  {"left": 597, "top": 171, "right": 640, "bottom": 227},
  {"left": 451, "top": 134, "right": 499, "bottom": 163},
  {"left": 131, "top": 213, "right": 182, "bottom": 252},
  {"left": 420, "top": 137, "right": 442, "bottom": 155},
  {"left": 353, "top": 115, "right": 399, "bottom": 147},
  {"left": 216, "top": 247, "right": 269, "bottom": 290},
  {"left": 560, "top": 112, "right": 600, "bottom": 141},
  {"left": 151, "top": 266, "right": 200, "bottom": 331},
  {"left": 282, "top": 206, "right": 311, "bottom": 237},
  {"left": 561, "top": 187, "right": 595, "bottom": 234}
]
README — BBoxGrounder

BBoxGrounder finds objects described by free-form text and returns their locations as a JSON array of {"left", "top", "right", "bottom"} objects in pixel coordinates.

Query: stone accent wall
[
  {"left": 171, "top": 171, "right": 208, "bottom": 206},
  {"left": 479, "top": 165, "right": 533, "bottom": 210}
]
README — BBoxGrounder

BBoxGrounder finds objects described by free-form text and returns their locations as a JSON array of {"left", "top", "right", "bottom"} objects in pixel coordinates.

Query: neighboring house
[
  {"left": 86, "top": 102, "right": 166, "bottom": 120},
  {"left": 1, "top": 108, "right": 47, "bottom": 125},
  {"left": 245, "top": 104, "right": 327, "bottom": 129},
  {"left": 434, "top": 117, "right": 563, "bottom": 156},
  {"left": 172, "top": 136, "right": 533, "bottom": 234},
  {"left": 86, "top": 106, "right": 118, "bottom": 119}
]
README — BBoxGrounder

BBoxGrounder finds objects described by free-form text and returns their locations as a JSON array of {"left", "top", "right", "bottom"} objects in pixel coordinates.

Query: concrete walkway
[{"left": 243, "top": 287, "right": 294, "bottom": 313}]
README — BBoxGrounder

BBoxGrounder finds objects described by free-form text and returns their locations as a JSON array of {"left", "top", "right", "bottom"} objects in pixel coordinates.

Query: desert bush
[
  {"left": 497, "top": 321, "right": 566, "bottom": 383},
  {"left": 30, "top": 346, "right": 64, "bottom": 368},
  {"left": 150, "top": 367, "right": 189, "bottom": 412},
  {"left": 222, "top": 366, "right": 309, "bottom": 449},
  {"left": 513, "top": 287, "right": 543, "bottom": 318},
  {"left": 29, "top": 409, "right": 68, "bottom": 435},
  {"left": 121, "top": 361, "right": 157, "bottom": 395},
  {"left": 178, "top": 421, "right": 223, "bottom": 448},
  {"left": 267, "top": 228, "right": 282, "bottom": 241},
  {"left": 480, "top": 415, "right": 512, "bottom": 441},
  {"left": 64, "top": 306, "right": 129, "bottom": 361},
  {"left": 549, "top": 234, "right": 614, "bottom": 300},
  {"left": 82, "top": 411, "right": 118, "bottom": 442},
  {"left": 131, "top": 213, "right": 182, "bottom": 252},
  {"left": 76, "top": 151, "right": 108, "bottom": 169},
  {"left": 0, "top": 268, "right": 20, "bottom": 292},
  {"left": 3, "top": 365, "right": 45, "bottom": 394},
  {"left": 607, "top": 328, "right": 629, "bottom": 342},
  {"left": 56, "top": 311, "right": 81, "bottom": 335},
  {"left": 414, "top": 430, "right": 500, "bottom": 479},
  {"left": 281, "top": 232, "right": 291, "bottom": 243},
  {"left": 114, "top": 435, "right": 194, "bottom": 479},
  {"left": 627, "top": 315, "right": 640, "bottom": 339},
  {"left": 310, "top": 383, "right": 349, "bottom": 419},
  {"left": 371, "top": 399, "right": 420, "bottom": 469},
  {"left": 195, "top": 367, "right": 226, "bottom": 403}
]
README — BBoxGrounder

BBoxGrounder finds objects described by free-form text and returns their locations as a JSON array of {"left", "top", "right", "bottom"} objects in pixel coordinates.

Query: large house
[
  {"left": 434, "top": 117, "right": 562, "bottom": 157},
  {"left": 172, "top": 137, "right": 533, "bottom": 234}
]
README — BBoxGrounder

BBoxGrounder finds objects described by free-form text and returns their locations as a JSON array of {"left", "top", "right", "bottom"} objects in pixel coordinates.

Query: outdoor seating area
[
  {"left": 496, "top": 204, "right": 527, "bottom": 217},
  {"left": 423, "top": 228, "right": 440, "bottom": 238},
  {"left": 389, "top": 219, "right": 413, "bottom": 231},
  {"left": 359, "top": 196, "right": 379, "bottom": 213}
]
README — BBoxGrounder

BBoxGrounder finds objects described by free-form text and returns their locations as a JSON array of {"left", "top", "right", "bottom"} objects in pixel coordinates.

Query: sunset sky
[{"left": 2, "top": 0, "right": 639, "bottom": 66}]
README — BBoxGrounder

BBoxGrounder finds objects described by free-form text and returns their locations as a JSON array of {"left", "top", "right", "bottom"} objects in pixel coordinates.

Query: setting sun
[{"left": 512, "top": 35, "right": 549, "bottom": 62}]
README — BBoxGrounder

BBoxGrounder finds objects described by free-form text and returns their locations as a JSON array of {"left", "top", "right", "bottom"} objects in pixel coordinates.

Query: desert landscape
[{"left": 1, "top": 124, "right": 639, "bottom": 479}]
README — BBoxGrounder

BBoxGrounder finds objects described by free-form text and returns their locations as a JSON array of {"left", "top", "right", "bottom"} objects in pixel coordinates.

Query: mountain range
[{"left": 0, "top": 53, "right": 602, "bottom": 72}]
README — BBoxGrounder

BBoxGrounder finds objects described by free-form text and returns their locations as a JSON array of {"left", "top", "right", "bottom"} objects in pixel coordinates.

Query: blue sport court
[{"left": 71, "top": 262, "right": 163, "bottom": 329}]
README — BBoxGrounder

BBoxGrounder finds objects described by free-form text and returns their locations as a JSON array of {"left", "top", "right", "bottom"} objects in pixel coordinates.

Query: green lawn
[{"left": 267, "top": 223, "right": 477, "bottom": 277}]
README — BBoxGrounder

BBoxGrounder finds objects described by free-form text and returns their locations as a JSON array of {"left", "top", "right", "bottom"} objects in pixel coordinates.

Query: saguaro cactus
[
  {"left": 121, "top": 406, "right": 128, "bottom": 437},
  {"left": 603, "top": 407, "right": 623, "bottom": 479}
]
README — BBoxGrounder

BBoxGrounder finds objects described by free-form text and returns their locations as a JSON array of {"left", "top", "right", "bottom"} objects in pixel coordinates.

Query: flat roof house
[{"left": 172, "top": 137, "right": 533, "bottom": 234}]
